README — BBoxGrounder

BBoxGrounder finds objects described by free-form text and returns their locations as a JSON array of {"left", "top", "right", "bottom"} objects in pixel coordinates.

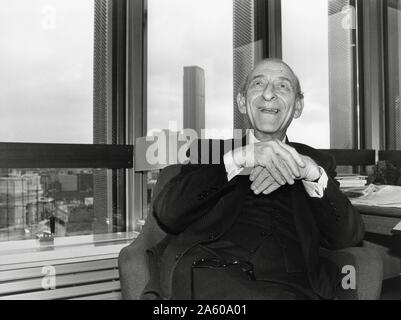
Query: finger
[
  {"left": 271, "top": 156, "right": 295, "bottom": 185},
  {"left": 251, "top": 168, "right": 269, "bottom": 191},
  {"left": 277, "top": 141, "right": 306, "bottom": 168},
  {"left": 262, "top": 182, "right": 282, "bottom": 195},
  {"left": 250, "top": 166, "right": 263, "bottom": 182},
  {"left": 271, "top": 142, "right": 302, "bottom": 178},
  {"left": 264, "top": 160, "right": 286, "bottom": 186},
  {"left": 268, "top": 143, "right": 299, "bottom": 178},
  {"left": 254, "top": 174, "right": 275, "bottom": 195},
  {"left": 254, "top": 176, "right": 279, "bottom": 195},
  {"left": 282, "top": 161, "right": 296, "bottom": 185}
]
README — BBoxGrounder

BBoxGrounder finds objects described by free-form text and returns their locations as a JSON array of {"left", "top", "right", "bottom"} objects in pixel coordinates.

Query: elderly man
[{"left": 144, "top": 58, "right": 364, "bottom": 300}]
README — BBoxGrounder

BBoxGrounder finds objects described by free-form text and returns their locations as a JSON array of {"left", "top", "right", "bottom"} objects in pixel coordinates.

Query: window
[
  {"left": 143, "top": 0, "right": 234, "bottom": 220},
  {"left": 282, "top": 0, "right": 359, "bottom": 149},
  {"left": 0, "top": 0, "right": 133, "bottom": 245},
  {"left": 282, "top": 0, "right": 330, "bottom": 148},
  {"left": 147, "top": 0, "right": 234, "bottom": 140}
]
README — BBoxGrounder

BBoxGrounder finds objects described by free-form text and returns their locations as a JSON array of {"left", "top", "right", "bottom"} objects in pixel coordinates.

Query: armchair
[{"left": 119, "top": 165, "right": 383, "bottom": 300}]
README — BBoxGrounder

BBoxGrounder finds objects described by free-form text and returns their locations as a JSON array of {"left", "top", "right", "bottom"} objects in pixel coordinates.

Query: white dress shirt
[{"left": 223, "top": 132, "right": 328, "bottom": 198}]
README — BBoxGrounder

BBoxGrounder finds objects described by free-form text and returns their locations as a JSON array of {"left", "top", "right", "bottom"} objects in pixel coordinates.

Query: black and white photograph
[{"left": 0, "top": 0, "right": 401, "bottom": 306}]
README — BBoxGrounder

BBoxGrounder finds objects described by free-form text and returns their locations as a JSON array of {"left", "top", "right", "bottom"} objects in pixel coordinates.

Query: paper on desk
[
  {"left": 393, "top": 221, "right": 401, "bottom": 235},
  {"left": 349, "top": 184, "right": 401, "bottom": 207}
]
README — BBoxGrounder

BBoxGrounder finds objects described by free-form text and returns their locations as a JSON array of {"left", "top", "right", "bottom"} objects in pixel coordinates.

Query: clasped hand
[{"left": 232, "top": 140, "right": 321, "bottom": 195}]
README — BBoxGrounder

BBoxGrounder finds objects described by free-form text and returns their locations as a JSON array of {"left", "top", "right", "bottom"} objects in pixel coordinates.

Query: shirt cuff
[
  {"left": 302, "top": 166, "right": 328, "bottom": 198},
  {"left": 223, "top": 150, "right": 244, "bottom": 181}
]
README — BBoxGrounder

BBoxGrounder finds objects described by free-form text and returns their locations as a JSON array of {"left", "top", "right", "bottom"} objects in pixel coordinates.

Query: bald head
[{"left": 240, "top": 58, "right": 304, "bottom": 100}]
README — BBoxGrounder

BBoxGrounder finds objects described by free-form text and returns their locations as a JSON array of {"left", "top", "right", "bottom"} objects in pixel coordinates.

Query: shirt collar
[{"left": 248, "top": 130, "right": 288, "bottom": 144}]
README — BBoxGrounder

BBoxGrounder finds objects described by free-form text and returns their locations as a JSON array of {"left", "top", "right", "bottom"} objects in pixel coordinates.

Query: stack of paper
[
  {"left": 350, "top": 184, "right": 401, "bottom": 208},
  {"left": 336, "top": 174, "right": 368, "bottom": 188}
]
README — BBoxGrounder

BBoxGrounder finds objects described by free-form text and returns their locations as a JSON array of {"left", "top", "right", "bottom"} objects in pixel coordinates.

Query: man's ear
[
  {"left": 293, "top": 98, "right": 304, "bottom": 119},
  {"left": 237, "top": 93, "right": 247, "bottom": 114}
]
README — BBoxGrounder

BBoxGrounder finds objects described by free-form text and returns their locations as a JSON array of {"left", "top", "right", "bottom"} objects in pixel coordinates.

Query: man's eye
[
  {"left": 277, "top": 82, "right": 289, "bottom": 89},
  {"left": 250, "top": 78, "right": 266, "bottom": 87}
]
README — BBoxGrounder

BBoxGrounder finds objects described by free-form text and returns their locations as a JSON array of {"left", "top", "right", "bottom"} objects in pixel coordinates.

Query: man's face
[{"left": 238, "top": 60, "right": 304, "bottom": 140}]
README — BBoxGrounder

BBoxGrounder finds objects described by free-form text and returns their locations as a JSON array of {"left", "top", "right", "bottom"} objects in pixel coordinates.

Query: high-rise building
[
  {"left": 183, "top": 66, "right": 205, "bottom": 137},
  {"left": 93, "top": 0, "right": 114, "bottom": 234},
  {"left": 233, "top": 0, "right": 264, "bottom": 132}
]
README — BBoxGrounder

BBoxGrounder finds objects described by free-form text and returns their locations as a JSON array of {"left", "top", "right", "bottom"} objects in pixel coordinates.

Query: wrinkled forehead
[{"left": 250, "top": 60, "right": 297, "bottom": 83}]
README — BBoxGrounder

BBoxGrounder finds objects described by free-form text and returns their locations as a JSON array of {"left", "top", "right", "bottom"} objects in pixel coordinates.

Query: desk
[
  {"left": 355, "top": 204, "right": 401, "bottom": 236},
  {"left": 355, "top": 204, "right": 401, "bottom": 279}
]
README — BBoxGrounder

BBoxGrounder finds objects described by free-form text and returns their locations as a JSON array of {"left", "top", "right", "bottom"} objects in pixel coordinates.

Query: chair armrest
[
  {"left": 118, "top": 206, "right": 168, "bottom": 300},
  {"left": 118, "top": 233, "right": 151, "bottom": 300},
  {"left": 320, "top": 246, "right": 383, "bottom": 300}
]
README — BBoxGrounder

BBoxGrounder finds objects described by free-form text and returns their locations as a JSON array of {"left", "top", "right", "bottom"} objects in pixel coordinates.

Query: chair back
[
  {"left": 318, "top": 149, "right": 376, "bottom": 166},
  {"left": 141, "top": 164, "right": 183, "bottom": 246},
  {"left": 378, "top": 150, "right": 401, "bottom": 165},
  {"left": 119, "top": 164, "right": 182, "bottom": 299}
]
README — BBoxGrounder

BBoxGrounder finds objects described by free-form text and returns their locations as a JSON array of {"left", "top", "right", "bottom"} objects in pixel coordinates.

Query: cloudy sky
[
  {"left": 147, "top": 0, "right": 234, "bottom": 139},
  {"left": 282, "top": 0, "right": 330, "bottom": 148},
  {"left": 0, "top": 0, "right": 330, "bottom": 148},
  {"left": 0, "top": 0, "right": 94, "bottom": 144}
]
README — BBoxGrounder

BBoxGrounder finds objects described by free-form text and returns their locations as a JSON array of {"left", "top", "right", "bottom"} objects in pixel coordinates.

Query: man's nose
[{"left": 262, "top": 84, "right": 277, "bottom": 101}]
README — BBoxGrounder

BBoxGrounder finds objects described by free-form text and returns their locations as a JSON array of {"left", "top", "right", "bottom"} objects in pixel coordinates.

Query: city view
[{"left": 0, "top": 168, "right": 95, "bottom": 242}]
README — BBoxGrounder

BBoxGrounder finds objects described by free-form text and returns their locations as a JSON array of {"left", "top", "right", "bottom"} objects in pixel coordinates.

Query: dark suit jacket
[{"left": 150, "top": 140, "right": 365, "bottom": 300}]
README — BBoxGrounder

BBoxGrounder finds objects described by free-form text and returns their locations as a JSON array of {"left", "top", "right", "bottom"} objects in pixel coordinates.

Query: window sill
[{"left": 0, "top": 231, "right": 138, "bottom": 270}]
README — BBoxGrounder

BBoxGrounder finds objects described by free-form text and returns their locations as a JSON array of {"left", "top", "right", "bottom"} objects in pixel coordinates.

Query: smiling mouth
[{"left": 257, "top": 107, "right": 280, "bottom": 114}]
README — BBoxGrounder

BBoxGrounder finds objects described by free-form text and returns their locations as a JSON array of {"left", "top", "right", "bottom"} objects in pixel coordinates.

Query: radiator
[{"left": 0, "top": 258, "right": 121, "bottom": 300}]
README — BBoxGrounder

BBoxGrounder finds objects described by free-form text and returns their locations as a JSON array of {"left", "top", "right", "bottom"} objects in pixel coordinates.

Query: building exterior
[
  {"left": 183, "top": 66, "right": 205, "bottom": 137},
  {"left": 0, "top": 173, "right": 43, "bottom": 236},
  {"left": 93, "top": 0, "right": 114, "bottom": 234},
  {"left": 59, "top": 174, "right": 78, "bottom": 192},
  {"left": 234, "top": 0, "right": 257, "bottom": 132},
  {"left": 78, "top": 173, "right": 93, "bottom": 193},
  {"left": 233, "top": 0, "right": 266, "bottom": 133}
]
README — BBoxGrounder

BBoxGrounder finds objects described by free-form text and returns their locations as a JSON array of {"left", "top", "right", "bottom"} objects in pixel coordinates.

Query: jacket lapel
[{"left": 286, "top": 142, "right": 339, "bottom": 299}]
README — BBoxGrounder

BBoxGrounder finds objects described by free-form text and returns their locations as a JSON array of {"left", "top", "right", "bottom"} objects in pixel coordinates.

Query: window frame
[
  {"left": 361, "top": 0, "right": 387, "bottom": 151},
  {"left": 383, "top": 0, "right": 401, "bottom": 150},
  {"left": 127, "top": 0, "right": 148, "bottom": 230}
]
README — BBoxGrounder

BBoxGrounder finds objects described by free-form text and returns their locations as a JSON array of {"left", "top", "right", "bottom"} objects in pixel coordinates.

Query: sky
[
  {"left": 0, "top": 0, "right": 330, "bottom": 148},
  {"left": 282, "top": 0, "right": 330, "bottom": 148},
  {"left": 0, "top": 0, "right": 94, "bottom": 144},
  {"left": 147, "top": 0, "right": 234, "bottom": 139}
]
